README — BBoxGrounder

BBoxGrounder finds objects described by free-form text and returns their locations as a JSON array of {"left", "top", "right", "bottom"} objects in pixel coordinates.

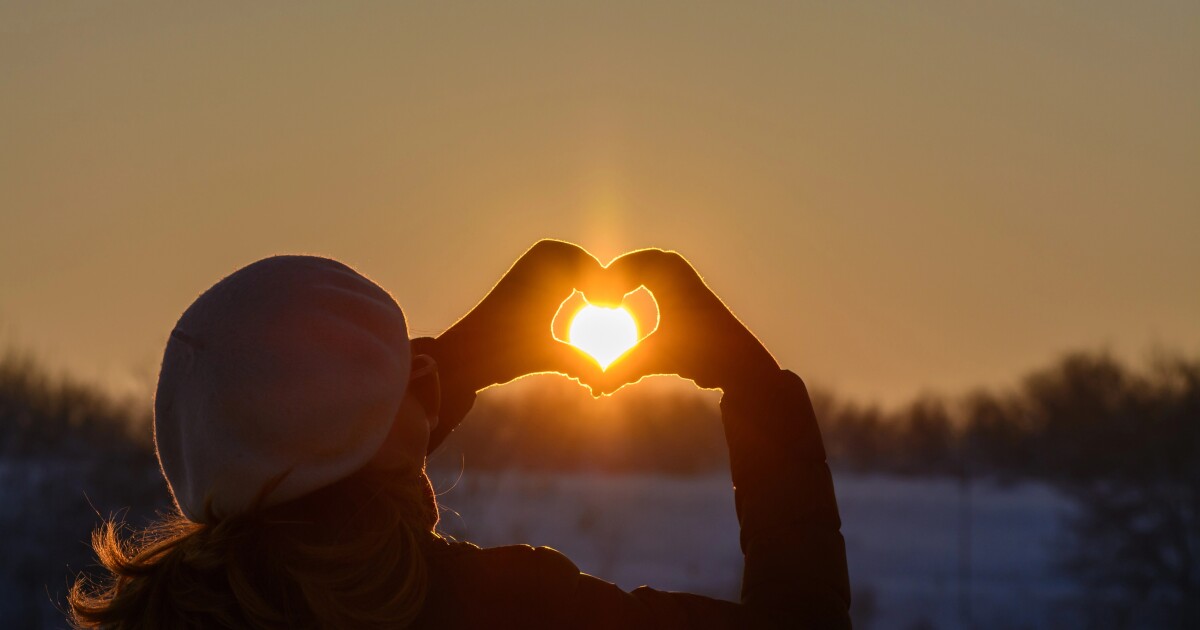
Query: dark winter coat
[{"left": 412, "top": 369, "right": 852, "bottom": 629}]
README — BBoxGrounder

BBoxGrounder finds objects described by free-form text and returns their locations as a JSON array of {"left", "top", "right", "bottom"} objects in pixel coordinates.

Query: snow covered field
[
  {"left": 429, "top": 470, "right": 1079, "bottom": 629},
  {"left": 1, "top": 462, "right": 1079, "bottom": 628}
]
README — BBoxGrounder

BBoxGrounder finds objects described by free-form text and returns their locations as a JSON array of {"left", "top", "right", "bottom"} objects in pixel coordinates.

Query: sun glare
[{"left": 568, "top": 305, "right": 639, "bottom": 370}]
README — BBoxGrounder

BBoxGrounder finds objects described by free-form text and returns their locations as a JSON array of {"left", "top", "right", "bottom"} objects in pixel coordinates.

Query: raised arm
[
  {"left": 411, "top": 244, "right": 850, "bottom": 628},
  {"left": 587, "top": 248, "right": 852, "bottom": 628}
]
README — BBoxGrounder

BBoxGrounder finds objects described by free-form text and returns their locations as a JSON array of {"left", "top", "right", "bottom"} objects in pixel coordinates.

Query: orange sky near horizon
[{"left": 2, "top": 2, "right": 1198, "bottom": 407}]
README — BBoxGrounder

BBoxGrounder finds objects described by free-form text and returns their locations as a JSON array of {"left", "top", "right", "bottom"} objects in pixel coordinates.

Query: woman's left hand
[{"left": 420, "top": 239, "right": 607, "bottom": 395}]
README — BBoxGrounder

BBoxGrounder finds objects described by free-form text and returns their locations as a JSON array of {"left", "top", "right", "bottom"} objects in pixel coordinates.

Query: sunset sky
[{"left": 2, "top": 2, "right": 1197, "bottom": 406}]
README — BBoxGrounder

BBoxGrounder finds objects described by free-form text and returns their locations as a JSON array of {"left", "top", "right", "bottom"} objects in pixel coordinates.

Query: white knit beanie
[{"left": 153, "top": 255, "right": 412, "bottom": 523}]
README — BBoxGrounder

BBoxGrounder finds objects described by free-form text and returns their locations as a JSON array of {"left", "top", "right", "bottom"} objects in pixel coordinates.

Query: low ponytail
[{"left": 69, "top": 468, "right": 439, "bottom": 629}]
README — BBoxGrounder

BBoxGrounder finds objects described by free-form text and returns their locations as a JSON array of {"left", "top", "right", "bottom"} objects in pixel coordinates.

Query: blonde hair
[{"left": 68, "top": 467, "right": 439, "bottom": 629}]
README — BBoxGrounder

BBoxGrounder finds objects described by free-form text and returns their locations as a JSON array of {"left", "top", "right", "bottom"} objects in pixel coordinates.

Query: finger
[
  {"left": 593, "top": 333, "right": 677, "bottom": 395},
  {"left": 576, "top": 249, "right": 661, "bottom": 304},
  {"left": 457, "top": 241, "right": 599, "bottom": 334},
  {"left": 538, "top": 338, "right": 608, "bottom": 386},
  {"left": 515, "top": 240, "right": 601, "bottom": 285},
  {"left": 513, "top": 240, "right": 609, "bottom": 309},
  {"left": 573, "top": 248, "right": 671, "bottom": 304},
  {"left": 594, "top": 248, "right": 709, "bottom": 310}
]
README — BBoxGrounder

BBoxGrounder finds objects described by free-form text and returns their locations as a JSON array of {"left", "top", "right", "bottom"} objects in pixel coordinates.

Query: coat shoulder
[{"left": 418, "top": 541, "right": 584, "bottom": 628}]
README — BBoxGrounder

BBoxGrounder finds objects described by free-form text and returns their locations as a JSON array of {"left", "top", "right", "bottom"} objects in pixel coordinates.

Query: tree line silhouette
[{"left": 2, "top": 347, "right": 1197, "bottom": 627}]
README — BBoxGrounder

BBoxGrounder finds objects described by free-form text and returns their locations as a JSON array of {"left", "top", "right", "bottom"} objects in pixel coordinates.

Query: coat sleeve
[
  {"left": 718, "top": 369, "right": 852, "bottom": 628},
  {"left": 558, "top": 369, "right": 852, "bottom": 629},
  {"left": 424, "top": 360, "right": 852, "bottom": 629}
]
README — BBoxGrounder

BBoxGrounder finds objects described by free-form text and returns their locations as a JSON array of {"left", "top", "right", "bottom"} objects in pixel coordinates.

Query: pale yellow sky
[{"left": 2, "top": 2, "right": 1197, "bottom": 406}]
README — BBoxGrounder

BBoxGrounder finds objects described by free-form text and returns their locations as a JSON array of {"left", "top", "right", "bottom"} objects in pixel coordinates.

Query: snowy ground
[
  {"left": 428, "top": 469, "right": 1079, "bottom": 630},
  {"left": 2, "top": 461, "right": 1079, "bottom": 629}
]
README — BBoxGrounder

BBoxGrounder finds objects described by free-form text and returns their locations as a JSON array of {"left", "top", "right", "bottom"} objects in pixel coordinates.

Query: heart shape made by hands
[{"left": 551, "top": 287, "right": 659, "bottom": 370}]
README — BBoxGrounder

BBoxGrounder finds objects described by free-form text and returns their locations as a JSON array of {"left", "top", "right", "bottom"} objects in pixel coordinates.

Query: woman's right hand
[{"left": 587, "top": 248, "right": 780, "bottom": 395}]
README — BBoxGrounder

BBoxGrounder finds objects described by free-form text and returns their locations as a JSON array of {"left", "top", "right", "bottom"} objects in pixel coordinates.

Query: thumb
[
  {"left": 593, "top": 334, "right": 674, "bottom": 395},
  {"left": 542, "top": 339, "right": 608, "bottom": 390}
]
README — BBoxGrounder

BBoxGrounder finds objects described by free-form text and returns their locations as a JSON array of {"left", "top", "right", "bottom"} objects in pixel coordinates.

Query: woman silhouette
[{"left": 69, "top": 240, "right": 851, "bottom": 629}]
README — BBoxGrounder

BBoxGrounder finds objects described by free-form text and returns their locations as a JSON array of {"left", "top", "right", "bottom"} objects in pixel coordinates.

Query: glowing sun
[{"left": 568, "top": 305, "right": 639, "bottom": 370}]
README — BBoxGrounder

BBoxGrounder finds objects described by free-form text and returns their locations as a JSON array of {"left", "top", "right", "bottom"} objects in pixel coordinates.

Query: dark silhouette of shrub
[{"left": 0, "top": 349, "right": 168, "bottom": 627}]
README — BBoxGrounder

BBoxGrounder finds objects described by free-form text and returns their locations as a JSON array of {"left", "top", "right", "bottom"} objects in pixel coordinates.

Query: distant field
[
  {"left": 1, "top": 460, "right": 1078, "bottom": 628},
  {"left": 429, "top": 470, "right": 1080, "bottom": 630}
]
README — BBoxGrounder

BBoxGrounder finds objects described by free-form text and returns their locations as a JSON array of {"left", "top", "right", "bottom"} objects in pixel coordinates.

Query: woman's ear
[{"left": 409, "top": 354, "right": 441, "bottom": 423}]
